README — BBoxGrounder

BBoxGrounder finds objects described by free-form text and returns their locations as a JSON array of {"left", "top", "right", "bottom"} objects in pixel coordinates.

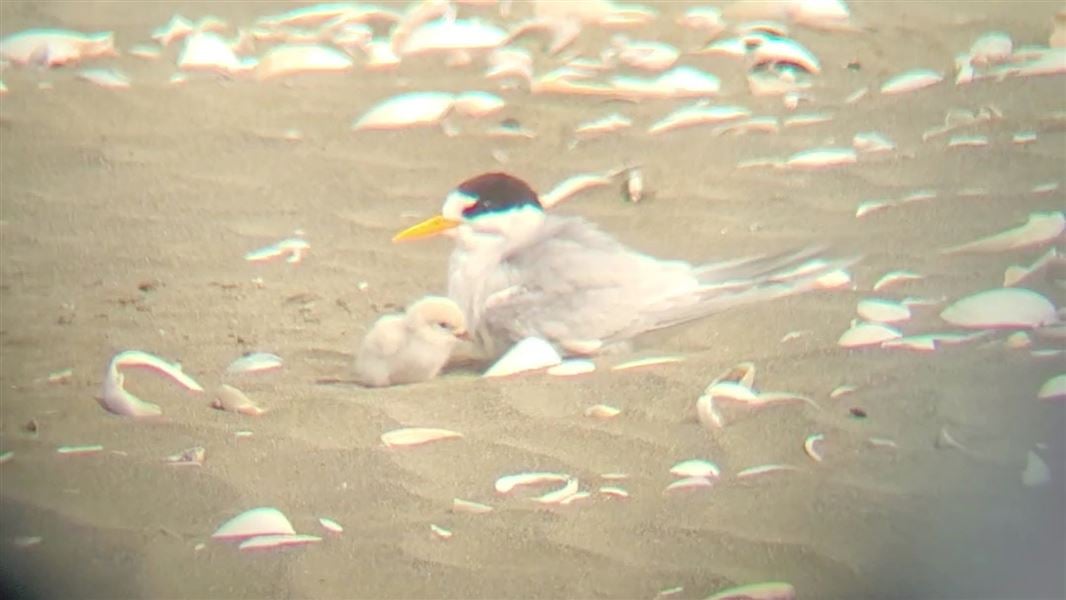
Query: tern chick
[
  {"left": 393, "top": 172, "right": 856, "bottom": 359},
  {"left": 354, "top": 296, "right": 468, "bottom": 387}
]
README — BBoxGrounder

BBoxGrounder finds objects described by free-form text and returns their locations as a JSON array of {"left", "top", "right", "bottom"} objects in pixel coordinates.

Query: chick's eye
[{"left": 437, "top": 321, "right": 450, "bottom": 329}]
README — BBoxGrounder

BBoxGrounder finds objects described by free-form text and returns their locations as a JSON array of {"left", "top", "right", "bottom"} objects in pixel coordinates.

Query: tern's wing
[{"left": 481, "top": 216, "right": 704, "bottom": 348}]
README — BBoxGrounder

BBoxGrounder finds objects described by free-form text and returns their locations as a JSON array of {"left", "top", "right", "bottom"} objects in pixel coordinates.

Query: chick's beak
[
  {"left": 454, "top": 329, "right": 470, "bottom": 341},
  {"left": 392, "top": 215, "right": 460, "bottom": 242}
]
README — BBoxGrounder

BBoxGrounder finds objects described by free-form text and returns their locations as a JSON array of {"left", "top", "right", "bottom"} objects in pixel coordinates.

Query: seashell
[
  {"left": 648, "top": 103, "right": 751, "bottom": 135},
  {"left": 99, "top": 350, "right": 204, "bottom": 417},
  {"left": 77, "top": 68, "right": 130, "bottom": 89},
  {"left": 1022, "top": 450, "right": 1050, "bottom": 487},
  {"left": 1037, "top": 374, "right": 1065, "bottom": 401},
  {"left": 615, "top": 39, "right": 680, "bottom": 71},
  {"left": 803, "top": 433, "right": 825, "bottom": 462},
  {"left": 226, "top": 352, "right": 283, "bottom": 374},
  {"left": 852, "top": 131, "right": 895, "bottom": 153},
  {"left": 781, "top": 112, "right": 832, "bottom": 128},
  {"left": 941, "top": 212, "right": 1065, "bottom": 255},
  {"left": 353, "top": 91, "right": 455, "bottom": 131},
  {"left": 750, "top": 35, "right": 820, "bottom": 73},
  {"left": 380, "top": 427, "right": 463, "bottom": 448},
  {"left": 452, "top": 91, "right": 506, "bottom": 117},
  {"left": 547, "top": 360, "right": 596, "bottom": 376},
  {"left": 712, "top": 361, "right": 756, "bottom": 388},
  {"left": 584, "top": 404, "right": 621, "bottom": 419},
  {"left": 255, "top": 44, "right": 353, "bottom": 80},
  {"left": 712, "top": 116, "right": 780, "bottom": 136},
  {"left": 969, "top": 31, "right": 1013, "bottom": 65},
  {"left": 599, "top": 486, "right": 630, "bottom": 499},
  {"left": 678, "top": 7, "right": 724, "bottom": 33},
  {"left": 364, "top": 38, "right": 401, "bottom": 69},
  {"left": 670, "top": 459, "right": 720, "bottom": 479},
  {"left": 0, "top": 28, "right": 115, "bottom": 66},
  {"left": 1012, "top": 131, "right": 1038, "bottom": 144},
  {"left": 940, "top": 288, "right": 1057, "bottom": 329},
  {"left": 704, "top": 381, "right": 759, "bottom": 403},
  {"left": 238, "top": 534, "right": 321, "bottom": 551},
  {"left": 829, "top": 385, "right": 857, "bottom": 399},
  {"left": 540, "top": 173, "right": 612, "bottom": 209},
  {"left": 696, "top": 394, "right": 725, "bottom": 430},
  {"left": 947, "top": 134, "right": 989, "bottom": 148},
  {"left": 706, "top": 581, "right": 796, "bottom": 600},
  {"left": 880, "top": 69, "right": 943, "bottom": 94},
  {"left": 575, "top": 113, "right": 633, "bottom": 137},
  {"left": 611, "top": 355, "right": 684, "bottom": 370},
  {"left": 56, "top": 445, "right": 104, "bottom": 455},
  {"left": 153, "top": 15, "right": 195, "bottom": 47},
  {"left": 452, "top": 498, "right": 494, "bottom": 514},
  {"left": 735, "top": 464, "right": 799, "bottom": 479},
  {"left": 1004, "top": 331, "right": 1032, "bottom": 349},
  {"left": 868, "top": 437, "right": 898, "bottom": 449},
  {"left": 663, "top": 476, "right": 714, "bottom": 494},
  {"left": 213, "top": 507, "right": 295, "bottom": 539},
  {"left": 1031, "top": 182, "right": 1060, "bottom": 194},
  {"left": 400, "top": 18, "right": 507, "bottom": 55},
  {"left": 755, "top": 391, "right": 820, "bottom": 410},
  {"left": 532, "top": 478, "right": 579, "bottom": 504},
  {"left": 165, "top": 446, "right": 206, "bottom": 466},
  {"left": 873, "top": 270, "right": 923, "bottom": 292},
  {"left": 857, "top": 298, "right": 912, "bottom": 323},
  {"left": 212, "top": 384, "right": 265, "bottom": 416},
  {"left": 318, "top": 518, "right": 343, "bottom": 533},
  {"left": 495, "top": 472, "right": 569, "bottom": 494},
  {"left": 178, "top": 32, "right": 241, "bottom": 73},
  {"left": 429, "top": 524, "right": 453, "bottom": 540},
  {"left": 483, "top": 337, "right": 562, "bottom": 377},
  {"left": 856, "top": 199, "right": 894, "bottom": 219},
  {"left": 785, "top": 147, "right": 856, "bottom": 169},
  {"left": 838, "top": 322, "right": 902, "bottom": 348}
]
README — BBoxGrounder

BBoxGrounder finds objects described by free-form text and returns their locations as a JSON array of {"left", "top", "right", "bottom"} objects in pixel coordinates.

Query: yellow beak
[{"left": 392, "top": 215, "right": 461, "bottom": 242}]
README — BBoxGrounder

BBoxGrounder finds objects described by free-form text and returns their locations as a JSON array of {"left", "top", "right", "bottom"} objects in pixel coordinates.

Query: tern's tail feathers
[{"left": 644, "top": 246, "right": 860, "bottom": 335}]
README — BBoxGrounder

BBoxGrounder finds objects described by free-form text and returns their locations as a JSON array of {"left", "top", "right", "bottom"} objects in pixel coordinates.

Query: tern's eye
[{"left": 437, "top": 321, "right": 451, "bottom": 329}]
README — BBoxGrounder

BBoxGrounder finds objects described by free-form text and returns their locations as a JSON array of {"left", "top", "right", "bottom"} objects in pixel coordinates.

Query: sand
[{"left": 1, "top": 1, "right": 1064, "bottom": 599}]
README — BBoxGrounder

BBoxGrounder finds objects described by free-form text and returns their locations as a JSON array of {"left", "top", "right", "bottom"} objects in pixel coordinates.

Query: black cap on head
[{"left": 457, "top": 173, "right": 543, "bottom": 218}]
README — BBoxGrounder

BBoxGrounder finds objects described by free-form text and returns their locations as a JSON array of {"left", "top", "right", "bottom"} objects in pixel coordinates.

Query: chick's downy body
[{"left": 354, "top": 296, "right": 467, "bottom": 387}]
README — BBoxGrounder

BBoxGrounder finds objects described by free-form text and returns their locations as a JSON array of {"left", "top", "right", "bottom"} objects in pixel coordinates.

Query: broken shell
[
  {"left": 212, "top": 384, "right": 265, "bottom": 416},
  {"left": 706, "top": 581, "right": 796, "bottom": 600},
  {"left": 803, "top": 433, "right": 825, "bottom": 462},
  {"left": 212, "top": 507, "right": 295, "bottom": 539},
  {"left": 1037, "top": 374, "right": 1065, "bottom": 401},
  {"left": 611, "top": 356, "right": 684, "bottom": 370},
  {"left": 940, "top": 288, "right": 1057, "bottom": 329},
  {"left": 880, "top": 69, "right": 943, "bottom": 94},
  {"left": 429, "top": 524, "right": 453, "bottom": 540},
  {"left": 495, "top": 472, "right": 569, "bottom": 494},
  {"left": 452, "top": 498, "right": 494, "bottom": 514},
  {"left": 647, "top": 103, "right": 751, "bottom": 135},
  {"left": 856, "top": 298, "right": 912, "bottom": 324},
  {"left": 483, "top": 337, "right": 562, "bottom": 377},
  {"left": 872, "top": 270, "right": 923, "bottom": 292},
  {"left": 669, "top": 459, "right": 721, "bottom": 479},
  {"left": 663, "top": 476, "right": 714, "bottom": 494},
  {"left": 1022, "top": 450, "right": 1051, "bottom": 487},
  {"left": 540, "top": 173, "right": 612, "bottom": 209},
  {"left": 255, "top": 43, "right": 353, "bottom": 80},
  {"left": 238, "top": 534, "right": 321, "bottom": 551},
  {"left": 99, "top": 350, "right": 204, "bottom": 417},
  {"left": 584, "top": 404, "right": 621, "bottom": 419},
  {"left": 380, "top": 427, "right": 463, "bottom": 448},
  {"left": 318, "top": 518, "right": 343, "bottom": 533},
  {"left": 226, "top": 352, "right": 283, "bottom": 374},
  {"left": 166, "top": 446, "right": 206, "bottom": 466},
  {"left": 696, "top": 394, "right": 725, "bottom": 430},
  {"left": 941, "top": 211, "right": 1065, "bottom": 255},
  {"left": 838, "top": 322, "right": 903, "bottom": 348},
  {"left": 352, "top": 91, "right": 454, "bottom": 131},
  {"left": 532, "top": 478, "right": 579, "bottom": 504},
  {"left": 785, "top": 147, "right": 856, "bottom": 169},
  {"left": 547, "top": 359, "right": 596, "bottom": 376},
  {"left": 735, "top": 464, "right": 799, "bottom": 478},
  {"left": 56, "top": 444, "right": 104, "bottom": 455}
]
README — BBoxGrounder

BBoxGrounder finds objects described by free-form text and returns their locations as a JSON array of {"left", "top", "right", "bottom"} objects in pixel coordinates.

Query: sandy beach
[{"left": 1, "top": 1, "right": 1064, "bottom": 598}]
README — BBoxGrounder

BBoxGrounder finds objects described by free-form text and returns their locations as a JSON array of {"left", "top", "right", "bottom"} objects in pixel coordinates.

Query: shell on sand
[
  {"left": 856, "top": 298, "right": 912, "bottom": 324},
  {"left": 352, "top": 91, "right": 455, "bottom": 130},
  {"left": 255, "top": 44, "right": 353, "bottom": 80},
  {"left": 483, "top": 337, "right": 562, "bottom": 377},
  {"left": 212, "top": 507, "right": 295, "bottom": 539},
  {"left": 940, "top": 288, "right": 1057, "bottom": 329},
  {"left": 1037, "top": 374, "right": 1066, "bottom": 401},
  {"left": 380, "top": 427, "right": 463, "bottom": 448},
  {"left": 238, "top": 534, "right": 321, "bottom": 551},
  {"left": 212, "top": 384, "right": 265, "bottom": 416},
  {"left": 880, "top": 69, "right": 943, "bottom": 94},
  {"left": 941, "top": 211, "right": 1065, "bottom": 254},
  {"left": 838, "top": 322, "right": 903, "bottom": 348}
]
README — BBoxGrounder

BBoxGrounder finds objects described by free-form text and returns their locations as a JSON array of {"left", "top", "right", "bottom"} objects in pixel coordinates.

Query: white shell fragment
[
  {"left": 940, "top": 288, "right": 1058, "bottom": 329},
  {"left": 452, "top": 498, "right": 494, "bottom": 514},
  {"left": 212, "top": 384, "right": 266, "bottom": 416},
  {"left": 705, "top": 581, "right": 796, "bottom": 600},
  {"left": 178, "top": 32, "right": 241, "bottom": 73},
  {"left": 584, "top": 404, "right": 621, "bottom": 419},
  {"left": 873, "top": 270, "right": 923, "bottom": 292},
  {"left": 670, "top": 459, "right": 721, "bottom": 479},
  {"left": 226, "top": 352, "right": 283, "bottom": 374},
  {"left": 547, "top": 359, "right": 596, "bottom": 376},
  {"left": 56, "top": 444, "right": 104, "bottom": 455},
  {"left": 852, "top": 131, "right": 895, "bottom": 154},
  {"left": 785, "top": 147, "right": 856, "bottom": 169},
  {"left": 429, "top": 524, "right": 453, "bottom": 540},
  {"left": 611, "top": 356, "right": 684, "bottom": 371},
  {"left": 880, "top": 69, "right": 943, "bottom": 94},
  {"left": 318, "top": 518, "right": 343, "bottom": 534},
  {"left": 663, "top": 476, "right": 714, "bottom": 494},
  {"left": 165, "top": 446, "right": 206, "bottom": 467},
  {"left": 1022, "top": 451, "right": 1051, "bottom": 487},
  {"left": 353, "top": 91, "right": 455, "bottom": 131},
  {"left": 495, "top": 472, "right": 569, "bottom": 494},
  {"left": 857, "top": 298, "right": 912, "bottom": 323},
  {"left": 532, "top": 478, "right": 580, "bottom": 504},
  {"left": 1037, "top": 374, "right": 1066, "bottom": 401},
  {"left": 941, "top": 212, "right": 1065, "bottom": 255},
  {"left": 238, "top": 534, "right": 322, "bottom": 551},
  {"left": 98, "top": 350, "right": 204, "bottom": 417},
  {"left": 735, "top": 464, "right": 799, "bottom": 479},
  {"left": 483, "top": 337, "right": 562, "bottom": 377},
  {"left": 212, "top": 507, "right": 296, "bottom": 539},
  {"left": 244, "top": 237, "right": 310, "bottom": 263},
  {"left": 380, "top": 427, "right": 463, "bottom": 448},
  {"left": 838, "top": 322, "right": 903, "bottom": 348},
  {"left": 648, "top": 103, "right": 751, "bottom": 135},
  {"left": 255, "top": 44, "right": 354, "bottom": 80},
  {"left": 803, "top": 433, "right": 825, "bottom": 462}
]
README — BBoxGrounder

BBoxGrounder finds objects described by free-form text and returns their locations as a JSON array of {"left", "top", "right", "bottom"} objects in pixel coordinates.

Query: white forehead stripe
[{"left": 442, "top": 189, "right": 478, "bottom": 221}]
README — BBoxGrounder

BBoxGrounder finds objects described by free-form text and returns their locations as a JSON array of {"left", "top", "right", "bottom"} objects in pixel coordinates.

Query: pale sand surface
[{"left": 1, "top": 1, "right": 1064, "bottom": 599}]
